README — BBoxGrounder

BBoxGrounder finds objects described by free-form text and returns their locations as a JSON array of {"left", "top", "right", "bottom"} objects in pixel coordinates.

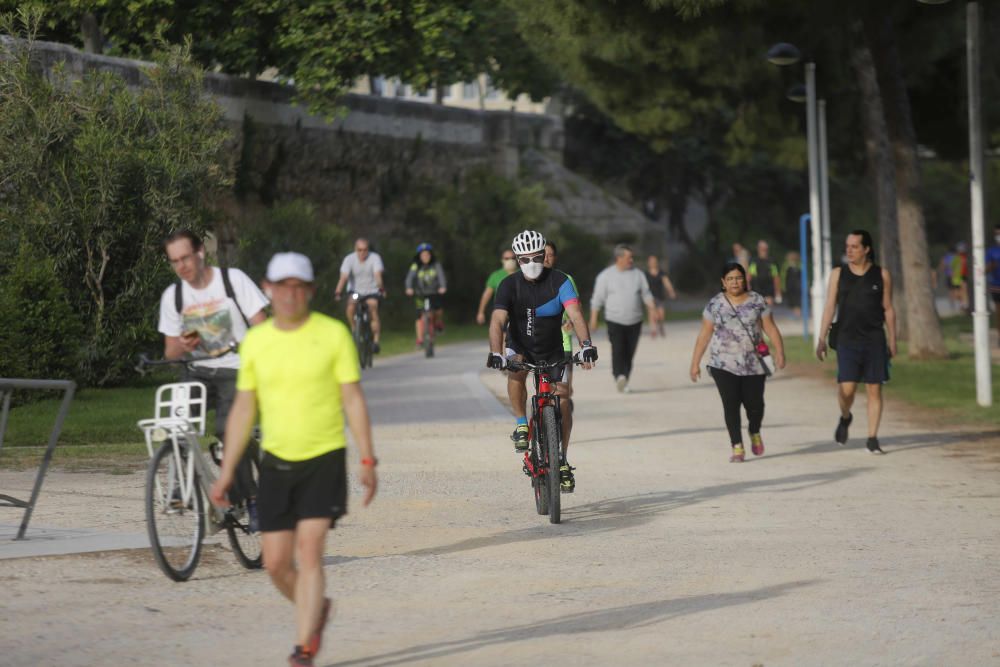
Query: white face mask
[
  {"left": 503, "top": 258, "right": 517, "bottom": 272},
  {"left": 521, "top": 261, "right": 544, "bottom": 280}
]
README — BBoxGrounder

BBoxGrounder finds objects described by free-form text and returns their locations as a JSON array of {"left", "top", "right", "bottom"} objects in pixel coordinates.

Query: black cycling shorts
[
  {"left": 257, "top": 448, "right": 347, "bottom": 532},
  {"left": 413, "top": 294, "right": 443, "bottom": 318}
]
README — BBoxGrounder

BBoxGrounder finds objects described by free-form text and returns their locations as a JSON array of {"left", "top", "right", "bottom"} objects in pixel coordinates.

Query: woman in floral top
[{"left": 690, "top": 262, "right": 785, "bottom": 461}]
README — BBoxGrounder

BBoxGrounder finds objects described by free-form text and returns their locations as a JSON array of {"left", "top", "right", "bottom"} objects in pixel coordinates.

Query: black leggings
[{"left": 709, "top": 367, "right": 766, "bottom": 445}]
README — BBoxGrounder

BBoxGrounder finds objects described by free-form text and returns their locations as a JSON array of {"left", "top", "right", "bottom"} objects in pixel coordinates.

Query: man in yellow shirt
[{"left": 210, "top": 252, "right": 377, "bottom": 667}]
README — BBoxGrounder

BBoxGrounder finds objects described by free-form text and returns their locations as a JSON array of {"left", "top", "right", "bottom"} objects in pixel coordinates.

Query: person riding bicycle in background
[
  {"left": 334, "top": 238, "right": 385, "bottom": 354},
  {"left": 210, "top": 252, "right": 378, "bottom": 667},
  {"left": 405, "top": 243, "right": 447, "bottom": 346},
  {"left": 157, "top": 229, "right": 268, "bottom": 520},
  {"left": 476, "top": 248, "right": 518, "bottom": 325},
  {"left": 487, "top": 230, "right": 597, "bottom": 493}
]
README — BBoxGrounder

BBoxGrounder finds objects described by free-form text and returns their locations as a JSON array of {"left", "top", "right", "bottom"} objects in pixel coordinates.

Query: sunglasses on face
[{"left": 517, "top": 254, "right": 544, "bottom": 265}]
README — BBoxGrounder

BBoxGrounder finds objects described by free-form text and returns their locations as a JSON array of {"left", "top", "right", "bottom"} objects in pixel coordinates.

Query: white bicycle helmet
[{"left": 511, "top": 230, "right": 546, "bottom": 255}]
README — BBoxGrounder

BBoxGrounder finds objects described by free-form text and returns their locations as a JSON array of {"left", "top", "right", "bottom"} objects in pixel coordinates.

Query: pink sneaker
[
  {"left": 729, "top": 445, "right": 745, "bottom": 463},
  {"left": 750, "top": 433, "right": 764, "bottom": 456}
]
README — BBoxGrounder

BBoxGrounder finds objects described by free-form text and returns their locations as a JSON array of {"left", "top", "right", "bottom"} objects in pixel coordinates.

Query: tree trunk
[
  {"left": 864, "top": 13, "right": 947, "bottom": 358},
  {"left": 850, "top": 23, "right": 907, "bottom": 339}
]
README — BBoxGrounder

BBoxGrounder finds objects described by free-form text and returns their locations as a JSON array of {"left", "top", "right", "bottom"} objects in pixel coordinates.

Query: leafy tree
[
  {"left": 0, "top": 7, "right": 232, "bottom": 384},
  {"left": 1, "top": 0, "right": 560, "bottom": 113}
]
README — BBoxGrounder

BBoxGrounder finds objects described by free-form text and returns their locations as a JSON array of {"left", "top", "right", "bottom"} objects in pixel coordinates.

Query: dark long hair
[
  {"left": 413, "top": 249, "right": 437, "bottom": 266},
  {"left": 720, "top": 261, "right": 747, "bottom": 291}
]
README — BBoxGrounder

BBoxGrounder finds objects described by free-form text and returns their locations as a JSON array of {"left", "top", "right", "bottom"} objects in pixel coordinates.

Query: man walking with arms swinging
[
  {"left": 816, "top": 230, "right": 897, "bottom": 454},
  {"left": 211, "top": 252, "right": 378, "bottom": 666}
]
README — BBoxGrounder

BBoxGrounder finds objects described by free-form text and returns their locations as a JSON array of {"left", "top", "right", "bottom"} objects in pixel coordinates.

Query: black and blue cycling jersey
[{"left": 494, "top": 268, "right": 579, "bottom": 360}]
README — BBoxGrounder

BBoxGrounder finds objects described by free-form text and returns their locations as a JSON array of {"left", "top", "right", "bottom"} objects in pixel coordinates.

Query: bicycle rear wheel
[
  {"left": 541, "top": 404, "right": 561, "bottom": 524},
  {"left": 146, "top": 440, "right": 205, "bottom": 582},
  {"left": 226, "top": 446, "right": 262, "bottom": 569}
]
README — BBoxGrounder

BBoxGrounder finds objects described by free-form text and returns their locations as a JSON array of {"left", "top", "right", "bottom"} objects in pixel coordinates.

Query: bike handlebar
[
  {"left": 135, "top": 342, "right": 238, "bottom": 376},
  {"left": 506, "top": 353, "right": 585, "bottom": 373}
]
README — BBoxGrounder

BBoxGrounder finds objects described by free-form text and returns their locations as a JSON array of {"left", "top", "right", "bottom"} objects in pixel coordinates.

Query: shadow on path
[
  {"left": 571, "top": 423, "right": 796, "bottom": 446},
  {"left": 758, "top": 429, "right": 1000, "bottom": 461},
  {"left": 329, "top": 579, "right": 819, "bottom": 667},
  {"left": 400, "top": 469, "right": 866, "bottom": 558}
]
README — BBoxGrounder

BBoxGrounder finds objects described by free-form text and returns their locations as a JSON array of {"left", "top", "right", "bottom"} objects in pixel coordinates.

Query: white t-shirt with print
[
  {"left": 157, "top": 267, "right": 269, "bottom": 369},
  {"left": 340, "top": 252, "right": 385, "bottom": 295}
]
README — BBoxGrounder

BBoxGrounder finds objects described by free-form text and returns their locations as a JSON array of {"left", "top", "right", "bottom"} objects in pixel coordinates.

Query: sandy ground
[{"left": 2, "top": 319, "right": 1000, "bottom": 666}]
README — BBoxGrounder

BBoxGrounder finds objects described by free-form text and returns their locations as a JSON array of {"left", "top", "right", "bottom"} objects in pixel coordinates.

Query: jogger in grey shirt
[{"left": 590, "top": 244, "right": 655, "bottom": 392}]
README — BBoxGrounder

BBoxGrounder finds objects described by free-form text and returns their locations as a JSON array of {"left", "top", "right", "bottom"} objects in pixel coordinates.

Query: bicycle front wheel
[
  {"left": 531, "top": 420, "right": 548, "bottom": 515},
  {"left": 146, "top": 440, "right": 205, "bottom": 582},
  {"left": 541, "top": 404, "right": 561, "bottom": 524}
]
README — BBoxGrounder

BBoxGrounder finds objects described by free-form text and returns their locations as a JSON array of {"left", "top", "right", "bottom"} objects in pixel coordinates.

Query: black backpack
[{"left": 174, "top": 267, "right": 250, "bottom": 327}]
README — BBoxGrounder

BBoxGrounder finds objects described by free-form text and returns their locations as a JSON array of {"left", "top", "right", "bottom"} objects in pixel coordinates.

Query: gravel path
[{"left": 2, "top": 319, "right": 999, "bottom": 666}]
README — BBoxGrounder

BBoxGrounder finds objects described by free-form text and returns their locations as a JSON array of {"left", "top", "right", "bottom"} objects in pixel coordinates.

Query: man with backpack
[{"left": 157, "top": 230, "right": 269, "bottom": 511}]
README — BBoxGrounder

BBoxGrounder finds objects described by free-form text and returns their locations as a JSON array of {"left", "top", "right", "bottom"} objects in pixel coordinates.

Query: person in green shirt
[
  {"left": 476, "top": 248, "right": 518, "bottom": 324},
  {"left": 210, "top": 252, "right": 377, "bottom": 667}
]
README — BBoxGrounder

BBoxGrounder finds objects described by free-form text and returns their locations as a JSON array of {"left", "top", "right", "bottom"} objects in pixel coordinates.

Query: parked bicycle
[
  {"left": 135, "top": 353, "right": 262, "bottom": 581},
  {"left": 351, "top": 292, "right": 380, "bottom": 369},
  {"left": 507, "top": 354, "right": 582, "bottom": 525}
]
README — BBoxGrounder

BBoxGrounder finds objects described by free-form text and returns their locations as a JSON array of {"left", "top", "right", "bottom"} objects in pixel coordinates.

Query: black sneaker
[
  {"left": 835, "top": 413, "right": 853, "bottom": 445},
  {"left": 866, "top": 437, "right": 884, "bottom": 455},
  {"left": 511, "top": 425, "right": 529, "bottom": 452},
  {"left": 373, "top": 342, "right": 381, "bottom": 354},
  {"left": 559, "top": 462, "right": 576, "bottom": 493}
]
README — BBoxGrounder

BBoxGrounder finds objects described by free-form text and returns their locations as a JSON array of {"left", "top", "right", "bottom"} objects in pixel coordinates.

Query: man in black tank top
[{"left": 816, "top": 230, "right": 898, "bottom": 454}]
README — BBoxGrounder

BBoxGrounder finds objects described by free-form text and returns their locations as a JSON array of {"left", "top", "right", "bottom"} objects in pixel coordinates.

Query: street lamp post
[
  {"left": 917, "top": 0, "right": 991, "bottom": 406},
  {"left": 819, "top": 99, "right": 833, "bottom": 287},
  {"left": 769, "top": 43, "right": 827, "bottom": 346}
]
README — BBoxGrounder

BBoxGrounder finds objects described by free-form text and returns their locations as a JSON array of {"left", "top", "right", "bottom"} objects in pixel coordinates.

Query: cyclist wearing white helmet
[{"left": 486, "top": 230, "right": 598, "bottom": 493}]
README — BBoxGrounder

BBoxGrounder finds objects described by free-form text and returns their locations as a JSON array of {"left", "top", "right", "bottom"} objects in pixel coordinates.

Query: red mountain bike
[{"left": 507, "top": 355, "right": 580, "bottom": 525}]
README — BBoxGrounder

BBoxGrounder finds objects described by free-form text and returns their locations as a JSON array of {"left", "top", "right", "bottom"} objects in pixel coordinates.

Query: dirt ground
[{"left": 2, "top": 321, "right": 1000, "bottom": 666}]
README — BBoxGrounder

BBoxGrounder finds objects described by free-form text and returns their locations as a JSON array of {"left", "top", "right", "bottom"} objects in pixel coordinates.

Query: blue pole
[{"left": 800, "top": 213, "right": 811, "bottom": 340}]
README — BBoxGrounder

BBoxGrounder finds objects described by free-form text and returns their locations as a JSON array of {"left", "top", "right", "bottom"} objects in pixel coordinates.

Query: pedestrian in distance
[
  {"left": 590, "top": 244, "right": 656, "bottom": 393},
  {"left": 690, "top": 262, "right": 785, "bottom": 462},
  {"left": 476, "top": 248, "right": 518, "bottom": 325},
  {"left": 783, "top": 251, "right": 803, "bottom": 317},
  {"left": 644, "top": 254, "right": 678, "bottom": 337},
  {"left": 986, "top": 225, "right": 1000, "bottom": 346},
  {"left": 749, "top": 240, "right": 782, "bottom": 306},
  {"left": 815, "top": 229, "right": 897, "bottom": 455},
  {"left": 210, "top": 252, "right": 378, "bottom": 667}
]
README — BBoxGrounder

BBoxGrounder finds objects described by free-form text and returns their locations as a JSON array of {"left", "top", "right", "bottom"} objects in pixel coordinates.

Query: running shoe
[
  {"left": 615, "top": 375, "right": 627, "bottom": 392},
  {"left": 866, "top": 437, "right": 884, "bottom": 455},
  {"left": 305, "top": 597, "right": 333, "bottom": 656},
  {"left": 559, "top": 463, "right": 576, "bottom": 493},
  {"left": 750, "top": 433, "right": 764, "bottom": 456},
  {"left": 511, "top": 425, "right": 529, "bottom": 452},
  {"left": 729, "top": 445, "right": 745, "bottom": 463},
  {"left": 835, "top": 413, "right": 853, "bottom": 445},
  {"left": 373, "top": 342, "right": 381, "bottom": 354},
  {"left": 415, "top": 338, "right": 423, "bottom": 347},
  {"left": 288, "top": 646, "right": 315, "bottom": 666}
]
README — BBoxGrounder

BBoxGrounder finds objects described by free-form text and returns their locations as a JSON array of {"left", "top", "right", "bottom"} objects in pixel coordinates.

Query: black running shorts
[
  {"left": 836, "top": 340, "right": 890, "bottom": 385},
  {"left": 257, "top": 448, "right": 347, "bottom": 532}
]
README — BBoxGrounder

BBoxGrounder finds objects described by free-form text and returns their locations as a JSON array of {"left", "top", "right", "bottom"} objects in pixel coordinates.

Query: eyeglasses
[{"left": 517, "top": 254, "right": 544, "bottom": 265}]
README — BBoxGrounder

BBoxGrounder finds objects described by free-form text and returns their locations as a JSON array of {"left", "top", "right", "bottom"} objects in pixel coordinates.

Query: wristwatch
[{"left": 582, "top": 339, "right": 593, "bottom": 347}]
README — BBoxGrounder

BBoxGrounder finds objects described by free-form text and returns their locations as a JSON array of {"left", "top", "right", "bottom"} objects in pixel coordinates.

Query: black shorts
[
  {"left": 257, "top": 448, "right": 347, "bottom": 532},
  {"left": 991, "top": 290, "right": 1000, "bottom": 304},
  {"left": 413, "top": 294, "right": 443, "bottom": 317},
  {"left": 837, "top": 340, "right": 890, "bottom": 385}
]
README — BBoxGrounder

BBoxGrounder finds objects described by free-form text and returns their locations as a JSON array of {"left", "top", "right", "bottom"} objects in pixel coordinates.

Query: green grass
[
  {"left": 781, "top": 315, "right": 1000, "bottom": 426},
  {"left": 0, "top": 323, "right": 491, "bottom": 463}
]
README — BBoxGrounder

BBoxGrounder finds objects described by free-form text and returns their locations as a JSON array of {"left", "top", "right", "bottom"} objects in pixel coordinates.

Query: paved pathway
[{"left": 1, "top": 319, "right": 999, "bottom": 666}]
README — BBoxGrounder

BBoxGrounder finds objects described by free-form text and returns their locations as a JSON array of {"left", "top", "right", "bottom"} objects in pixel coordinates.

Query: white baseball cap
[{"left": 266, "top": 252, "right": 315, "bottom": 282}]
